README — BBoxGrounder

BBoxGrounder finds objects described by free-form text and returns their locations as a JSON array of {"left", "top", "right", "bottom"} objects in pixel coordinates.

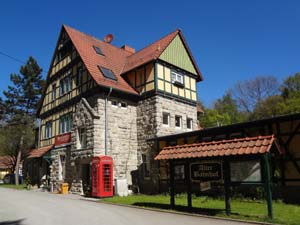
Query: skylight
[
  {"left": 93, "top": 45, "right": 104, "bottom": 56},
  {"left": 98, "top": 66, "right": 117, "bottom": 81}
]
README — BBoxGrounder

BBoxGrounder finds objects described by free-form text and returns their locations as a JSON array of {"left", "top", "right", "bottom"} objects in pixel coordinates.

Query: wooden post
[
  {"left": 169, "top": 160, "right": 175, "bottom": 209},
  {"left": 185, "top": 162, "right": 192, "bottom": 211},
  {"left": 224, "top": 159, "right": 231, "bottom": 216},
  {"left": 264, "top": 153, "right": 273, "bottom": 219}
]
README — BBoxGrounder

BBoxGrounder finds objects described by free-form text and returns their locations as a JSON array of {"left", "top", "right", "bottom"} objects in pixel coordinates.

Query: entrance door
[{"left": 82, "top": 164, "right": 91, "bottom": 195}]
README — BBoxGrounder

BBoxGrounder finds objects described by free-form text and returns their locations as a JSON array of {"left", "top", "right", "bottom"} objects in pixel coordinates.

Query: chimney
[{"left": 121, "top": 45, "right": 135, "bottom": 54}]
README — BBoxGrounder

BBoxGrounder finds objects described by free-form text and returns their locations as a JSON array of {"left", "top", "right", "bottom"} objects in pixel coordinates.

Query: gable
[{"left": 159, "top": 34, "right": 197, "bottom": 75}]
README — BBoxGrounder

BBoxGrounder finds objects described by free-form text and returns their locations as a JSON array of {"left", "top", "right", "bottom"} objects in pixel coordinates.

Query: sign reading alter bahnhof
[{"left": 190, "top": 161, "right": 222, "bottom": 181}]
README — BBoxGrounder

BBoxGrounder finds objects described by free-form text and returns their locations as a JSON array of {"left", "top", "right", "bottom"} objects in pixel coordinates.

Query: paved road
[{"left": 0, "top": 188, "right": 248, "bottom": 225}]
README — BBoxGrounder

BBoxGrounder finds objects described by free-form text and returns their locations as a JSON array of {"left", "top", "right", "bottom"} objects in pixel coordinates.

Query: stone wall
[
  {"left": 105, "top": 97, "right": 138, "bottom": 185},
  {"left": 155, "top": 96, "right": 198, "bottom": 136},
  {"left": 136, "top": 95, "right": 197, "bottom": 193},
  {"left": 50, "top": 146, "right": 72, "bottom": 191}
]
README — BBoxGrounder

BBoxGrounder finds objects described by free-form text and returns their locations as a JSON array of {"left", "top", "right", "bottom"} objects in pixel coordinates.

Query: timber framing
[{"left": 150, "top": 113, "right": 300, "bottom": 184}]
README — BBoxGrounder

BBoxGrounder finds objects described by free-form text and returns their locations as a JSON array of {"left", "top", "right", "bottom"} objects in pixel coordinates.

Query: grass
[
  {"left": 102, "top": 194, "right": 300, "bottom": 225},
  {"left": 0, "top": 184, "right": 27, "bottom": 190}
]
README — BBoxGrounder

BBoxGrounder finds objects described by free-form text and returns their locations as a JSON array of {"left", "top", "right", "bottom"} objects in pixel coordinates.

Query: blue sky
[{"left": 0, "top": 0, "right": 300, "bottom": 106}]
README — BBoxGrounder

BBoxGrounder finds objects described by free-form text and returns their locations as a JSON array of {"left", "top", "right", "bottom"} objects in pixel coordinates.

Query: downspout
[
  {"left": 38, "top": 118, "right": 41, "bottom": 148},
  {"left": 105, "top": 87, "right": 113, "bottom": 156}
]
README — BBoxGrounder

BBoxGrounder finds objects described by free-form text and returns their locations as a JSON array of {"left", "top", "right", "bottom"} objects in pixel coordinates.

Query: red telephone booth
[{"left": 91, "top": 156, "right": 113, "bottom": 197}]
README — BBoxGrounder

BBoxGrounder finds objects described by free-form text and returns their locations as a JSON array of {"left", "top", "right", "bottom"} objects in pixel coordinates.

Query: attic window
[
  {"left": 98, "top": 66, "right": 117, "bottom": 81},
  {"left": 171, "top": 71, "right": 184, "bottom": 87},
  {"left": 93, "top": 46, "right": 104, "bottom": 56}
]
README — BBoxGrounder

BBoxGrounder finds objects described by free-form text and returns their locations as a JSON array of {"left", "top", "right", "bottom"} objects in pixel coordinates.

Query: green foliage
[
  {"left": 281, "top": 73, "right": 300, "bottom": 99},
  {"left": 199, "top": 93, "right": 246, "bottom": 128},
  {"left": 200, "top": 73, "right": 300, "bottom": 128},
  {"left": 0, "top": 123, "right": 35, "bottom": 159},
  {"left": 0, "top": 56, "right": 45, "bottom": 122}
]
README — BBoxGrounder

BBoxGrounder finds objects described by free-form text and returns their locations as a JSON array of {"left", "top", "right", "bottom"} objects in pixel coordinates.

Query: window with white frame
[
  {"left": 187, "top": 118, "right": 193, "bottom": 130},
  {"left": 45, "top": 121, "right": 52, "bottom": 139},
  {"left": 162, "top": 112, "right": 170, "bottom": 126},
  {"left": 59, "top": 114, "right": 72, "bottom": 134},
  {"left": 171, "top": 71, "right": 184, "bottom": 85},
  {"left": 175, "top": 115, "right": 182, "bottom": 128},
  {"left": 77, "top": 128, "right": 87, "bottom": 149}
]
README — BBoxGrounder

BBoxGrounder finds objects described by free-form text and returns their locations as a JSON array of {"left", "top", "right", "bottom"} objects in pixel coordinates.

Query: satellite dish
[{"left": 104, "top": 34, "right": 114, "bottom": 43}]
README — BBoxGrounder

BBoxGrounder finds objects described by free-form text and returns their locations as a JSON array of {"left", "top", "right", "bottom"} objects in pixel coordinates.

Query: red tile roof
[
  {"left": 64, "top": 25, "right": 138, "bottom": 95},
  {"left": 155, "top": 135, "right": 283, "bottom": 160},
  {"left": 28, "top": 145, "right": 53, "bottom": 159},
  {"left": 64, "top": 25, "right": 203, "bottom": 93},
  {"left": 0, "top": 156, "right": 14, "bottom": 169},
  {"left": 122, "top": 30, "right": 179, "bottom": 74}
]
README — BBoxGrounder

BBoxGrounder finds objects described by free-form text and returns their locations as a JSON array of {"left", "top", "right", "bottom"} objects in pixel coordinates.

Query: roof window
[
  {"left": 93, "top": 45, "right": 104, "bottom": 56},
  {"left": 98, "top": 66, "right": 117, "bottom": 81}
]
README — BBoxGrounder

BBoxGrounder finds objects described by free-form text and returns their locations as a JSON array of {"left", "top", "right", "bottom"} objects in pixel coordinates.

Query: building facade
[{"left": 36, "top": 25, "right": 203, "bottom": 194}]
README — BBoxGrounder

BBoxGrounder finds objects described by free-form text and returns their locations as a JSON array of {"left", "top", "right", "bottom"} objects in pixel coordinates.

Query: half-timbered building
[{"left": 34, "top": 25, "right": 203, "bottom": 193}]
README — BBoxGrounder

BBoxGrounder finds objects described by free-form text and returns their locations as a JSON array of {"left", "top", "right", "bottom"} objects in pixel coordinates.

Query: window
[
  {"left": 77, "top": 128, "right": 87, "bottom": 149},
  {"left": 174, "top": 165, "right": 185, "bottom": 180},
  {"left": 120, "top": 102, "right": 127, "bottom": 108},
  {"left": 52, "top": 84, "right": 56, "bottom": 101},
  {"left": 162, "top": 112, "right": 170, "bottom": 126},
  {"left": 93, "top": 45, "right": 105, "bottom": 56},
  {"left": 76, "top": 66, "right": 83, "bottom": 86},
  {"left": 60, "top": 76, "right": 72, "bottom": 95},
  {"left": 111, "top": 100, "right": 118, "bottom": 107},
  {"left": 175, "top": 115, "right": 182, "bottom": 128},
  {"left": 98, "top": 66, "right": 117, "bottom": 81},
  {"left": 45, "top": 121, "right": 52, "bottom": 139},
  {"left": 171, "top": 71, "right": 184, "bottom": 85},
  {"left": 59, "top": 114, "right": 72, "bottom": 134},
  {"left": 187, "top": 118, "right": 193, "bottom": 130}
]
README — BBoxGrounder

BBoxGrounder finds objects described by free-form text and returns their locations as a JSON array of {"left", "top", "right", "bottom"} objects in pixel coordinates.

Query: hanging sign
[
  {"left": 55, "top": 132, "right": 71, "bottom": 146},
  {"left": 190, "top": 161, "right": 222, "bottom": 181}
]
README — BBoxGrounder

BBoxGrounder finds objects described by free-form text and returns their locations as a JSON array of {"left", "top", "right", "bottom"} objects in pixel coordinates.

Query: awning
[
  {"left": 155, "top": 135, "right": 283, "bottom": 160},
  {"left": 0, "top": 156, "right": 14, "bottom": 169},
  {"left": 28, "top": 145, "right": 53, "bottom": 159}
]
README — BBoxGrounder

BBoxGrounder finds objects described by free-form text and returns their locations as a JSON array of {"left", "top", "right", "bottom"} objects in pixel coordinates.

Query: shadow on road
[
  {"left": 0, "top": 219, "right": 24, "bottom": 225},
  {"left": 133, "top": 202, "right": 224, "bottom": 216}
]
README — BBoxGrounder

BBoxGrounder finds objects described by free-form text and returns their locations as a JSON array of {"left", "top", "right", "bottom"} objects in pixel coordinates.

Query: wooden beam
[
  {"left": 264, "top": 153, "right": 273, "bottom": 219},
  {"left": 185, "top": 162, "right": 192, "bottom": 211},
  {"left": 223, "top": 159, "right": 231, "bottom": 216},
  {"left": 169, "top": 160, "right": 175, "bottom": 209}
]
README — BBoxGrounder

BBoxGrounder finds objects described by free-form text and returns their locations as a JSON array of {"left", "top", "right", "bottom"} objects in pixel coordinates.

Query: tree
[
  {"left": 0, "top": 56, "right": 45, "bottom": 185},
  {"left": 281, "top": 73, "right": 300, "bottom": 99},
  {"left": 251, "top": 95, "right": 285, "bottom": 120},
  {"left": 214, "top": 92, "right": 246, "bottom": 124},
  {"left": 231, "top": 76, "right": 279, "bottom": 114}
]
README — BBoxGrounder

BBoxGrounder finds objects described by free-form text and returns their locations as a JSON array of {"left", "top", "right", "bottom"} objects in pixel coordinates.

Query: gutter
[{"left": 105, "top": 87, "right": 113, "bottom": 155}]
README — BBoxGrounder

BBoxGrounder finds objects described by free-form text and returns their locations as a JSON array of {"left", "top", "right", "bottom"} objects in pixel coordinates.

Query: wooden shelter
[{"left": 155, "top": 135, "right": 283, "bottom": 218}]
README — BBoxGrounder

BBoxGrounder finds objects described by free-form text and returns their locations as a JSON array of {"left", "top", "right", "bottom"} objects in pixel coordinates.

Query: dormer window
[
  {"left": 171, "top": 71, "right": 184, "bottom": 87},
  {"left": 93, "top": 46, "right": 105, "bottom": 56},
  {"left": 98, "top": 66, "right": 117, "bottom": 81}
]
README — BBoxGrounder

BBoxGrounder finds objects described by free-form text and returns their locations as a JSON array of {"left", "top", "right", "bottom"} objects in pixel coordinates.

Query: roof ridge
[
  {"left": 63, "top": 24, "right": 133, "bottom": 55},
  {"left": 167, "top": 135, "right": 275, "bottom": 149}
]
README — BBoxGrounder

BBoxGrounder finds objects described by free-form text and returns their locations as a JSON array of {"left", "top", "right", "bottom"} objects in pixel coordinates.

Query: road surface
[{"left": 0, "top": 188, "right": 248, "bottom": 225}]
